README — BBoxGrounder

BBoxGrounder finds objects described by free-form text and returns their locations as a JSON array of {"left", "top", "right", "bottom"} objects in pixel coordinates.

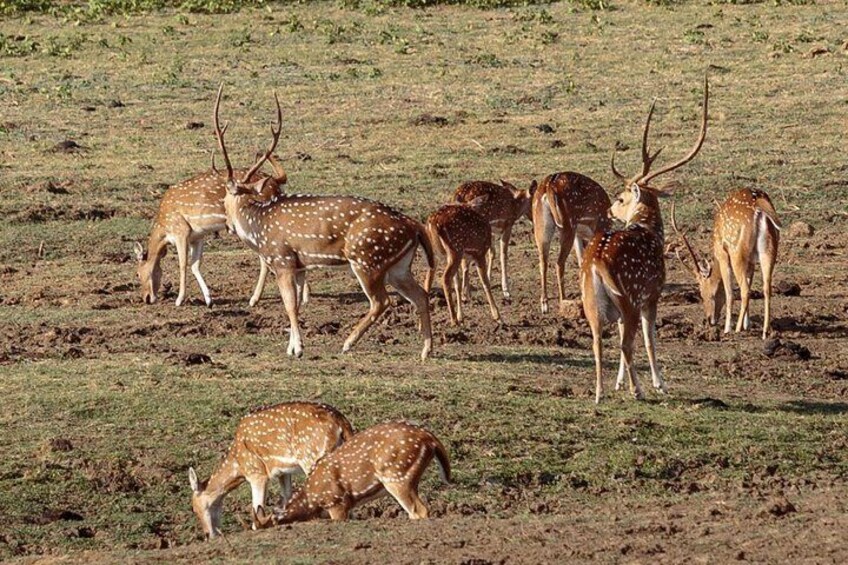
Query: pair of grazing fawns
[
  {"left": 137, "top": 77, "right": 780, "bottom": 402},
  {"left": 188, "top": 402, "right": 450, "bottom": 540}
]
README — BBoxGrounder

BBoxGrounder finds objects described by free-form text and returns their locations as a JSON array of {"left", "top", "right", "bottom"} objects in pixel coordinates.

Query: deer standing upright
[
  {"left": 424, "top": 200, "right": 501, "bottom": 325},
  {"left": 252, "top": 421, "right": 451, "bottom": 526},
  {"left": 532, "top": 172, "right": 611, "bottom": 314},
  {"left": 671, "top": 188, "right": 781, "bottom": 339},
  {"left": 213, "top": 85, "right": 434, "bottom": 360},
  {"left": 187, "top": 402, "right": 354, "bottom": 540},
  {"left": 581, "top": 76, "right": 709, "bottom": 403},
  {"left": 134, "top": 157, "right": 289, "bottom": 308},
  {"left": 452, "top": 180, "right": 535, "bottom": 300}
]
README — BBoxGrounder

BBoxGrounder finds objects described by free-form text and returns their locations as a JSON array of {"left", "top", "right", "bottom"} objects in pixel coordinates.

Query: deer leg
[
  {"left": 174, "top": 233, "right": 189, "bottom": 307},
  {"left": 641, "top": 303, "right": 665, "bottom": 392},
  {"left": 249, "top": 258, "right": 269, "bottom": 307},
  {"left": 555, "top": 226, "right": 576, "bottom": 308},
  {"left": 614, "top": 320, "right": 627, "bottom": 391},
  {"left": 534, "top": 204, "right": 555, "bottom": 314},
  {"left": 621, "top": 313, "right": 644, "bottom": 400},
  {"left": 189, "top": 240, "right": 212, "bottom": 307},
  {"left": 249, "top": 477, "right": 269, "bottom": 530},
  {"left": 276, "top": 269, "right": 303, "bottom": 358},
  {"left": 732, "top": 255, "right": 751, "bottom": 333},
  {"left": 343, "top": 267, "right": 390, "bottom": 354},
  {"left": 387, "top": 252, "right": 433, "bottom": 361},
  {"left": 717, "top": 250, "right": 734, "bottom": 334},
  {"left": 301, "top": 280, "right": 310, "bottom": 307},
  {"left": 278, "top": 474, "right": 293, "bottom": 505},
  {"left": 460, "top": 258, "right": 471, "bottom": 302},
  {"left": 486, "top": 240, "right": 495, "bottom": 282},
  {"left": 473, "top": 253, "right": 501, "bottom": 323},
  {"left": 573, "top": 238, "right": 585, "bottom": 268},
  {"left": 499, "top": 225, "right": 512, "bottom": 299},
  {"left": 442, "top": 252, "right": 461, "bottom": 326},
  {"left": 383, "top": 482, "right": 428, "bottom": 520},
  {"left": 295, "top": 271, "right": 309, "bottom": 309},
  {"left": 761, "top": 251, "right": 776, "bottom": 340}
]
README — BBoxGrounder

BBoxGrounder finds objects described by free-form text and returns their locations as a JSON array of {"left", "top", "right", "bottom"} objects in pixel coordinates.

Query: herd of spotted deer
[{"left": 133, "top": 76, "right": 782, "bottom": 539}]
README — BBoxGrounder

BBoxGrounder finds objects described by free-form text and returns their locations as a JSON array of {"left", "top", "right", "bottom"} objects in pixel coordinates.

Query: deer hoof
[{"left": 540, "top": 301, "right": 549, "bottom": 314}]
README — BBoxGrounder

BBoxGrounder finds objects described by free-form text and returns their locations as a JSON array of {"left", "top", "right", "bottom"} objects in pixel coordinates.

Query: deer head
[
  {"left": 670, "top": 202, "right": 725, "bottom": 326},
  {"left": 213, "top": 83, "right": 283, "bottom": 199},
  {"left": 500, "top": 179, "right": 537, "bottom": 221},
  {"left": 134, "top": 241, "right": 161, "bottom": 304},
  {"left": 609, "top": 76, "right": 709, "bottom": 225},
  {"left": 188, "top": 467, "right": 223, "bottom": 540}
]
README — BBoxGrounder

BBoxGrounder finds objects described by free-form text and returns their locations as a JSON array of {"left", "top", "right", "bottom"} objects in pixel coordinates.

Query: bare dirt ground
[{"left": 1, "top": 1, "right": 847, "bottom": 563}]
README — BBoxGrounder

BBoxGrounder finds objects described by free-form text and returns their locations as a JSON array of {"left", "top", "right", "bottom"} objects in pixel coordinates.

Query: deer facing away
[
  {"left": 252, "top": 421, "right": 451, "bottom": 526},
  {"left": 424, "top": 199, "right": 501, "bottom": 326},
  {"left": 581, "top": 76, "right": 709, "bottom": 403},
  {"left": 672, "top": 188, "right": 781, "bottom": 339},
  {"left": 188, "top": 402, "right": 354, "bottom": 540},
  {"left": 213, "top": 84, "right": 434, "bottom": 360}
]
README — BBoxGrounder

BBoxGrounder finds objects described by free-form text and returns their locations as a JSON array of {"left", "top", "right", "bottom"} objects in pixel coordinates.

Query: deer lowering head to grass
[
  {"left": 134, "top": 156, "right": 289, "bottom": 308},
  {"left": 581, "top": 76, "right": 709, "bottom": 403},
  {"left": 452, "top": 180, "right": 536, "bottom": 300},
  {"left": 213, "top": 84, "right": 434, "bottom": 360},
  {"left": 424, "top": 198, "right": 501, "bottom": 326},
  {"left": 532, "top": 172, "right": 612, "bottom": 314},
  {"left": 252, "top": 421, "right": 451, "bottom": 526},
  {"left": 188, "top": 402, "right": 354, "bottom": 540},
  {"left": 671, "top": 189, "right": 780, "bottom": 339}
]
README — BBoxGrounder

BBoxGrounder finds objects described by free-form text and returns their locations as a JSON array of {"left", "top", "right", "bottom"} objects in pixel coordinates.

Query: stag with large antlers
[
  {"left": 582, "top": 76, "right": 709, "bottom": 403},
  {"left": 671, "top": 189, "right": 781, "bottom": 339},
  {"left": 532, "top": 172, "right": 611, "bottom": 314},
  {"left": 134, "top": 156, "right": 288, "bottom": 307},
  {"left": 213, "top": 84, "right": 434, "bottom": 360},
  {"left": 188, "top": 402, "right": 354, "bottom": 540},
  {"left": 452, "top": 180, "right": 536, "bottom": 300}
]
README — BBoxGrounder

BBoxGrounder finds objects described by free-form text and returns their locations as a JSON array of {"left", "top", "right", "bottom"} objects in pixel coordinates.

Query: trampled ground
[{"left": 1, "top": 1, "right": 847, "bottom": 562}]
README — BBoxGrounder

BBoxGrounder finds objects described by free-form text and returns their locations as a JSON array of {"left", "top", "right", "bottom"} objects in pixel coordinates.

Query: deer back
[
  {"left": 713, "top": 188, "right": 781, "bottom": 256},
  {"left": 427, "top": 204, "right": 492, "bottom": 257},
  {"left": 453, "top": 181, "right": 527, "bottom": 228},
  {"left": 534, "top": 172, "right": 611, "bottom": 237}
]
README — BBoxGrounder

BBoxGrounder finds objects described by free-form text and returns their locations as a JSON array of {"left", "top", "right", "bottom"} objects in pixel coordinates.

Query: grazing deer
[
  {"left": 424, "top": 200, "right": 500, "bottom": 325},
  {"left": 213, "top": 84, "right": 434, "bottom": 360},
  {"left": 671, "top": 189, "right": 781, "bottom": 339},
  {"left": 452, "top": 180, "right": 535, "bottom": 300},
  {"left": 252, "top": 421, "right": 451, "bottom": 526},
  {"left": 187, "top": 402, "right": 354, "bottom": 540},
  {"left": 532, "top": 172, "right": 612, "bottom": 314},
  {"left": 581, "top": 76, "right": 709, "bottom": 403},
  {"left": 134, "top": 156, "right": 290, "bottom": 308}
]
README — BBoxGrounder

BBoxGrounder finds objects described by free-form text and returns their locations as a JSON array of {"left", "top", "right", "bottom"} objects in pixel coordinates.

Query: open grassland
[{"left": 1, "top": 1, "right": 847, "bottom": 562}]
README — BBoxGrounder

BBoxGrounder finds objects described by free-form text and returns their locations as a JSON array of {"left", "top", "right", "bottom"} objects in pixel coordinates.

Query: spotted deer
[
  {"left": 532, "top": 172, "right": 612, "bottom": 314},
  {"left": 134, "top": 157, "right": 290, "bottom": 308},
  {"left": 671, "top": 189, "right": 780, "bottom": 339},
  {"left": 424, "top": 199, "right": 501, "bottom": 325},
  {"left": 582, "top": 76, "right": 709, "bottom": 403},
  {"left": 452, "top": 180, "right": 535, "bottom": 300},
  {"left": 213, "top": 84, "right": 434, "bottom": 359},
  {"left": 187, "top": 402, "right": 354, "bottom": 540},
  {"left": 252, "top": 421, "right": 451, "bottom": 526}
]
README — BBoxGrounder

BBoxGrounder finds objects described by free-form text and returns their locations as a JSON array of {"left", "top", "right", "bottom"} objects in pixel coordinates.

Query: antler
[
  {"left": 640, "top": 75, "right": 709, "bottom": 184},
  {"left": 242, "top": 92, "right": 283, "bottom": 183},
  {"left": 670, "top": 201, "right": 709, "bottom": 277},
  {"left": 213, "top": 83, "right": 235, "bottom": 183},
  {"left": 638, "top": 100, "right": 665, "bottom": 178},
  {"left": 267, "top": 154, "right": 288, "bottom": 184},
  {"left": 610, "top": 148, "right": 626, "bottom": 181}
]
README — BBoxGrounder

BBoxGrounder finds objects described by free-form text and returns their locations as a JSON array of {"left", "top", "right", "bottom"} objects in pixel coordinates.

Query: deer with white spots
[
  {"left": 134, "top": 156, "right": 291, "bottom": 308},
  {"left": 452, "top": 180, "right": 536, "bottom": 300},
  {"left": 424, "top": 198, "right": 501, "bottom": 325},
  {"left": 251, "top": 421, "right": 451, "bottom": 526},
  {"left": 213, "top": 84, "right": 434, "bottom": 360},
  {"left": 671, "top": 188, "right": 781, "bottom": 339},
  {"left": 532, "top": 172, "right": 611, "bottom": 314},
  {"left": 581, "top": 76, "right": 709, "bottom": 403},
  {"left": 187, "top": 402, "right": 354, "bottom": 540}
]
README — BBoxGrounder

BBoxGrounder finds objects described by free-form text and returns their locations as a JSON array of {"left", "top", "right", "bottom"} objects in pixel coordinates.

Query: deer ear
[
  {"left": 250, "top": 178, "right": 271, "bottom": 195},
  {"left": 698, "top": 260, "right": 712, "bottom": 278},
  {"left": 630, "top": 183, "right": 642, "bottom": 202},
  {"left": 499, "top": 179, "right": 517, "bottom": 191},
  {"left": 467, "top": 195, "right": 488, "bottom": 209},
  {"left": 189, "top": 467, "right": 200, "bottom": 493},
  {"left": 528, "top": 180, "right": 538, "bottom": 198},
  {"left": 133, "top": 242, "right": 146, "bottom": 262}
]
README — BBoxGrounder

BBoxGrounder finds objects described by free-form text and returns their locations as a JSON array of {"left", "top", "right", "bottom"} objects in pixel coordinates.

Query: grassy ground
[{"left": 1, "top": 0, "right": 847, "bottom": 562}]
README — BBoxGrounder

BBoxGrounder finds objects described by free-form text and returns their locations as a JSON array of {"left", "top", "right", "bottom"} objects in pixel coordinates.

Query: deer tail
[
  {"left": 544, "top": 184, "right": 566, "bottom": 229},
  {"left": 416, "top": 221, "right": 436, "bottom": 270},
  {"left": 431, "top": 435, "right": 452, "bottom": 484},
  {"left": 755, "top": 195, "right": 782, "bottom": 231}
]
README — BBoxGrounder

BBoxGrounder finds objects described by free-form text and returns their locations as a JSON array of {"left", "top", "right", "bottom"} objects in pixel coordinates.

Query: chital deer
[
  {"left": 252, "top": 421, "right": 451, "bottom": 526},
  {"left": 424, "top": 200, "right": 500, "bottom": 325},
  {"left": 187, "top": 402, "right": 354, "bottom": 540},
  {"left": 134, "top": 157, "right": 291, "bottom": 308},
  {"left": 581, "top": 76, "right": 709, "bottom": 403},
  {"left": 452, "top": 180, "right": 536, "bottom": 300},
  {"left": 671, "top": 189, "right": 781, "bottom": 339},
  {"left": 213, "top": 84, "right": 434, "bottom": 360},
  {"left": 532, "top": 172, "right": 611, "bottom": 314}
]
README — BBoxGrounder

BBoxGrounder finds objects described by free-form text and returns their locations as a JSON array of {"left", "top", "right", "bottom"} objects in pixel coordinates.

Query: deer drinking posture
[
  {"left": 672, "top": 189, "right": 781, "bottom": 339},
  {"left": 252, "top": 421, "right": 451, "bottom": 525},
  {"left": 134, "top": 157, "right": 289, "bottom": 307},
  {"left": 213, "top": 85, "right": 434, "bottom": 360},
  {"left": 452, "top": 180, "right": 535, "bottom": 300},
  {"left": 532, "top": 172, "right": 611, "bottom": 314},
  {"left": 424, "top": 201, "right": 501, "bottom": 325},
  {"left": 581, "top": 77, "right": 709, "bottom": 403},
  {"left": 188, "top": 402, "right": 354, "bottom": 540}
]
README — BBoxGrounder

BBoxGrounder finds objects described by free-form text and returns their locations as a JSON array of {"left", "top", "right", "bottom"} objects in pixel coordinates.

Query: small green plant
[
  {"left": 0, "top": 33, "right": 39, "bottom": 57},
  {"left": 43, "top": 33, "right": 88, "bottom": 58},
  {"left": 229, "top": 27, "right": 253, "bottom": 47},
  {"left": 683, "top": 28, "right": 706, "bottom": 45},
  {"left": 466, "top": 53, "right": 503, "bottom": 68},
  {"left": 751, "top": 30, "right": 769, "bottom": 43}
]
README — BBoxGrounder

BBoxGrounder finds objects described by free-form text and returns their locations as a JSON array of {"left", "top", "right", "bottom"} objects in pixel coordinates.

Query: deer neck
[
  {"left": 203, "top": 452, "right": 246, "bottom": 504},
  {"left": 279, "top": 490, "right": 320, "bottom": 524},
  {"left": 223, "top": 193, "right": 265, "bottom": 249},
  {"left": 627, "top": 200, "right": 665, "bottom": 244},
  {"left": 145, "top": 224, "right": 169, "bottom": 267}
]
